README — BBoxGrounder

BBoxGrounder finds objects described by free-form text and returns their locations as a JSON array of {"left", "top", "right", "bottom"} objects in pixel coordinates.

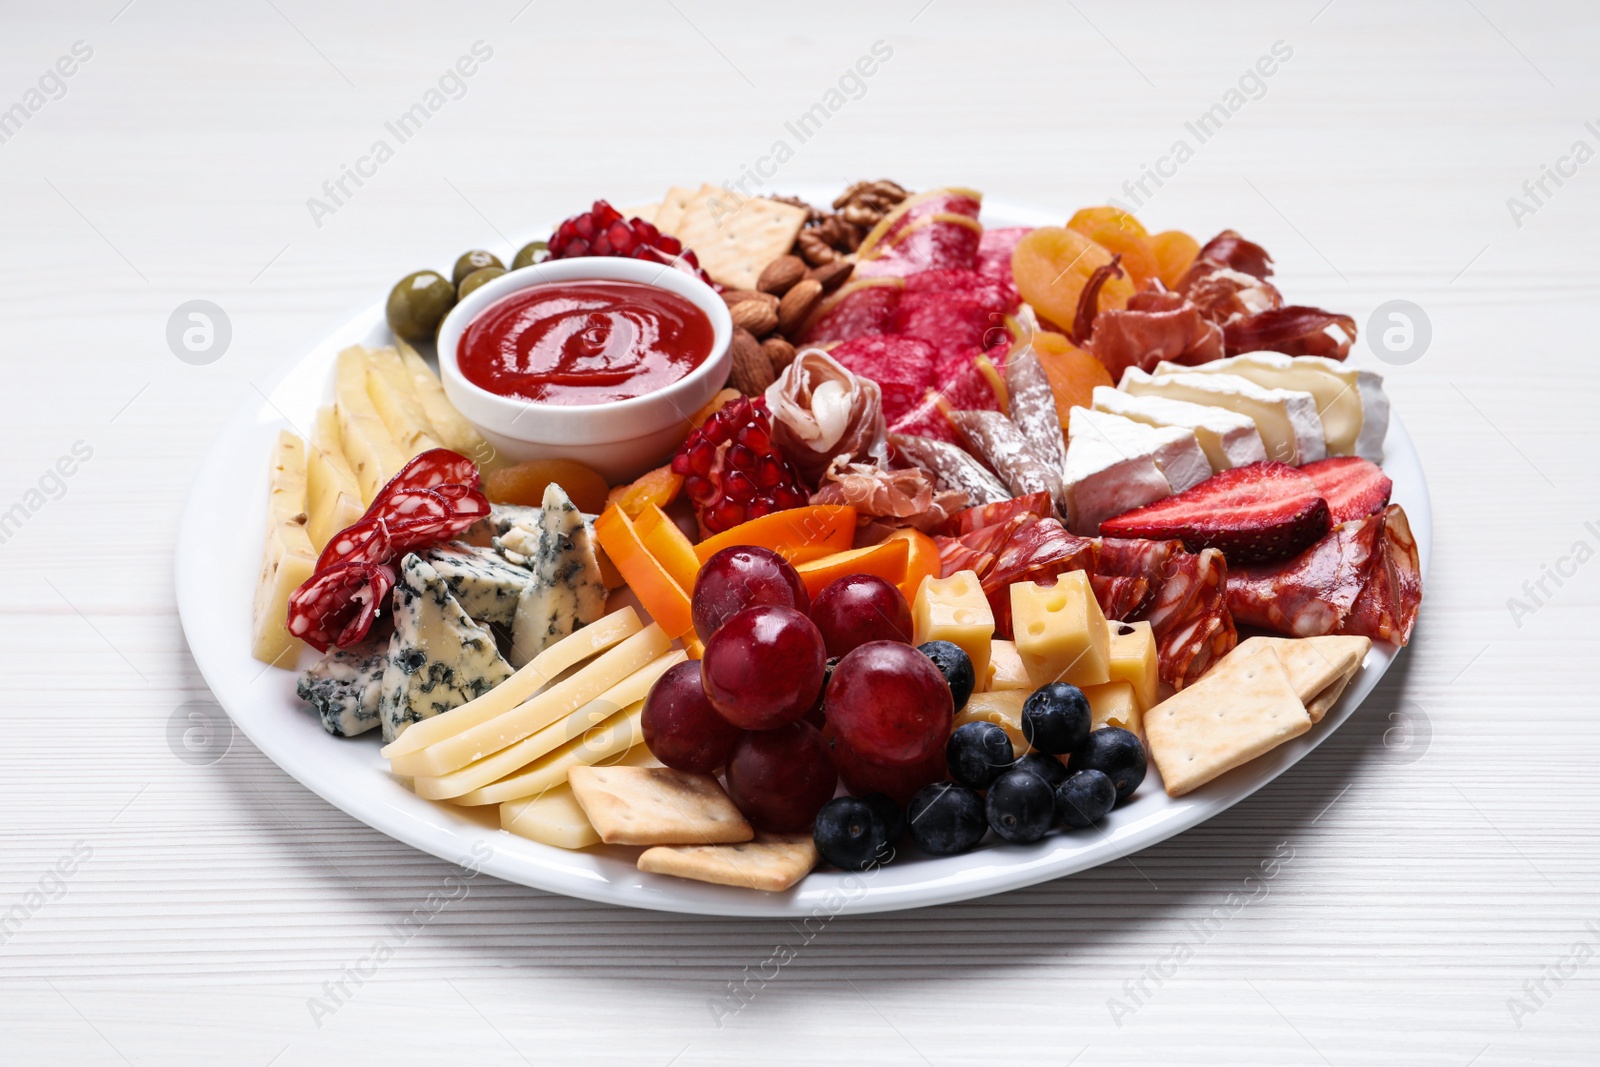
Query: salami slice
[
  {"left": 371, "top": 487, "right": 453, "bottom": 526},
  {"left": 892, "top": 285, "right": 1013, "bottom": 365},
  {"left": 855, "top": 188, "right": 983, "bottom": 258},
  {"left": 314, "top": 515, "right": 393, "bottom": 573},
  {"left": 830, "top": 335, "right": 938, "bottom": 425},
  {"left": 372, "top": 448, "right": 480, "bottom": 504},
  {"left": 949, "top": 410, "right": 1065, "bottom": 516},
  {"left": 1091, "top": 575, "right": 1152, "bottom": 621},
  {"left": 944, "top": 492, "right": 1055, "bottom": 536},
  {"left": 1094, "top": 537, "right": 1236, "bottom": 688},
  {"left": 1004, "top": 344, "right": 1068, "bottom": 475},
  {"left": 799, "top": 278, "right": 904, "bottom": 346},
  {"left": 856, "top": 215, "right": 983, "bottom": 277},
  {"left": 889, "top": 433, "right": 1010, "bottom": 508},
  {"left": 974, "top": 226, "right": 1031, "bottom": 301},
  {"left": 286, "top": 560, "right": 397, "bottom": 652},
  {"left": 980, "top": 518, "right": 1097, "bottom": 635}
]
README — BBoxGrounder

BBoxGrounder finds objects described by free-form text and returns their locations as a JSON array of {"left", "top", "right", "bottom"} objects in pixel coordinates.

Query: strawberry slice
[
  {"left": 1299, "top": 456, "right": 1393, "bottom": 525},
  {"left": 1099, "top": 461, "right": 1332, "bottom": 563}
]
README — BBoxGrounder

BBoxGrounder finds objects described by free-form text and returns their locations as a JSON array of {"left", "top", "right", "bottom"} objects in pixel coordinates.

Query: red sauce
[{"left": 457, "top": 280, "right": 714, "bottom": 405}]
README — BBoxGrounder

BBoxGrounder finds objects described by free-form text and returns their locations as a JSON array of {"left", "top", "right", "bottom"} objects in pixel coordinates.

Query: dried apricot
[
  {"left": 1067, "top": 208, "right": 1159, "bottom": 288},
  {"left": 1149, "top": 230, "right": 1201, "bottom": 289},
  {"left": 1012, "top": 227, "right": 1134, "bottom": 333},
  {"left": 691, "top": 388, "right": 741, "bottom": 428},
  {"left": 1067, "top": 206, "right": 1148, "bottom": 237},
  {"left": 1032, "top": 330, "right": 1114, "bottom": 430},
  {"left": 605, "top": 464, "right": 685, "bottom": 520},
  {"left": 483, "top": 458, "right": 610, "bottom": 514}
]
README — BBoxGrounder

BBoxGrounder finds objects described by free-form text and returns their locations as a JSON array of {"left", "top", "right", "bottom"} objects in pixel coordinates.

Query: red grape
[
  {"left": 641, "top": 661, "right": 741, "bottom": 774},
  {"left": 701, "top": 605, "right": 826, "bottom": 730},
  {"left": 826, "top": 641, "right": 953, "bottom": 766},
  {"left": 692, "top": 546, "right": 808, "bottom": 642},
  {"left": 725, "top": 721, "right": 837, "bottom": 832},
  {"left": 810, "top": 574, "right": 914, "bottom": 658},
  {"left": 824, "top": 722, "right": 947, "bottom": 806}
]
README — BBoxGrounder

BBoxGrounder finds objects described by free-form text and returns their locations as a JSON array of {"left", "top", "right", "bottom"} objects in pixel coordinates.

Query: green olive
[
  {"left": 457, "top": 265, "right": 506, "bottom": 301},
  {"left": 511, "top": 241, "right": 548, "bottom": 271},
  {"left": 451, "top": 249, "right": 504, "bottom": 286},
  {"left": 386, "top": 270, "right": 456, "bottom": 343}
]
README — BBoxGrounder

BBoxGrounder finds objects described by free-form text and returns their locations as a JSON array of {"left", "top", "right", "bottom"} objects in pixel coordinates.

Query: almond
[
  {"left": 777, "top": 278, "right": 824, "bottom": 337},
  {"left": 756, "top": 255, "right": 807, "bottom": 297},
  {"left": 806, "top": 260, "right": 854, "bottom": 294},
  {"left": 761, "top": 336, "right": 797, "bottom": 373},
  {"left": 729, "top": 298, "right": 779, "bottom": 337},
  {"left": 721, "top": 289, "right": 764, "bottom": 306},
  {"left": 729, "top": 328, "right": 775, "bottom": 396}
]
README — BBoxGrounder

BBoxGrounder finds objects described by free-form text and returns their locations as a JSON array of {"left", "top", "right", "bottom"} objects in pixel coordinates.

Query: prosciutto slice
[
  {"left": 1085, "top": 288, "right": 1225, "bottom": 380},
  {"left": 1227, "top": 504, "right": 1420, "bottom": 644},
  {"left": 809, "top": 456, "right": 965, "bottom": 533},
  {"left": 1177, "top": 229, "right": 1275, "bottom": 289},
  {"left": 1222, "top": 306, "right": 1357, "bottom": 360},
  {"left": 765, "top": 349, "right": 888, "bottom": 485}
]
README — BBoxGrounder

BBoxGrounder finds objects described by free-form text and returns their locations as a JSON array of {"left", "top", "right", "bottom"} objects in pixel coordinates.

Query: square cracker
[
  {"left": 652, "top": 185, "right": 702, "bottom": 236},
  {"left": 638, "top": 833, "right": 818, "bottom": 892},
  {"left": 1235, "top": 635, "right": 1370, "bottom": 723},
  {"left": 674, "top": 191, "right": 808, "bottom": 291},
  {"left": 1145, "top": 645, "right": 1311, "bottom": 797},
  {"left": 568, "top": 765, "right": 752, "bottom": 846}
]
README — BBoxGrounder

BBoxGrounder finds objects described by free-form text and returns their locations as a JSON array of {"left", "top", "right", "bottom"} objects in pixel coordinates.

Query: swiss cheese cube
[
  {"left": 913, "top": 570, "right": 994, "bottom": 683},
  {"left": 1108, "top": 621, "right": 1159, "bottom": 711},
  {"left": 1083, "top": 681, "right": 1142, "bottom": 735},
  {"left": 1011, "top": 573, "right": 1110, "bottom": 688},
  {"left": 984, "top": 640, "right": 1031, "bottom": 692},
  {"left": 953, "top": 690, "right": 1030, "bottom": 755}
]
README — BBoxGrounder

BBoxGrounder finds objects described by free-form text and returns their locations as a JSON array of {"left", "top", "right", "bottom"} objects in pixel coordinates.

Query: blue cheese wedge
[
  {"left": 297, "top": 636, "right": 387, "bottom": 737},
  {"left": 505, "top": 484, "right": 608, "bottom": 668},
  {"left": 380, "top": 554, "right": 514, "bottom": 742},
  {"left": 1119, "top": 368, "right": 1326, "bottom": 465},
  {"left": 419, "top": 542, "right": 536, "bottom": 627},
  {"left": 1151, "top": 353, "right": 1389, "bottom": 461},
  {"left": 1091, "top": 386, "right": 1267, "bottom": 472}
]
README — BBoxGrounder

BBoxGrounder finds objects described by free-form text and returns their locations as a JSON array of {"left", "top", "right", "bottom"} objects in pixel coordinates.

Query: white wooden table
[{"left": 3, "top": 1, "right": 1596, "bottom": 1062}]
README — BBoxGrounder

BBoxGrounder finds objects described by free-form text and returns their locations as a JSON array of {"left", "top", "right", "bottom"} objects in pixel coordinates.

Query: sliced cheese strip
[
  {"left": 1153, "top": 353, "right": 1389, "bottom": 461},
  {"left": 335, "top": 346, "right": 409, "bottom": 503},
  {"left": 251, "top": 430, "right": 317, "bottom": 666},
  {"left": 392, "top": 623, "right": 669, "bottom": 777},
  {"left": 413, "top": 649, "right": 683, "bottom": 799},
  {"left": 364, "top": 345, "right": 443, "bottom": 459},
  {"left": 1120, "top": 368, "right": 1326, "bottom": 466},
  {"left": 450, "top": 698, "right": 647, "bottom": 806},
  {"left": 394, "top": 338, "right": 502, "bottom": 472},
  {"left": 1091, "top": 386, "right": 1267, "bottom": 471},
  {"left": 501, "top": 784, "right": 600, "bottom": 849},
  {"left": 380, "top": 607, "right": 641, "bottom": 759}
]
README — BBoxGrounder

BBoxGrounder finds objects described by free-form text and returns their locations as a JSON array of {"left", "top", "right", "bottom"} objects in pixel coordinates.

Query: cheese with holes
[
  {"left": 1120, "top": 368, "right": 1326, "bottom": 465},
  {"left": 251, "top": 430, "right": 318, "bottom": 667},
  {"left": 379, "top": 554, "right": 514, "bottom": 742},
  {"left": 503, "top": 484, "right": 608, "bottom": 668},
  {"left": 984, "top": 640, "right": 1031, "bottom": 691},
  {"left": 1092, "top": 386, "right": 1266, "bottom": 472},
  {"left": 913, "top": 570, "right": 994, "bottom": 683},
  {"left": 1153, "top": 352, "right": 1388, "bottom": 461},
  {"left": 1083, "top": 680, "right": 1142, "bottom": 735},
  {"left": 1011, "top": 573, "right": 1110, "bottom": 688},
  {"left": 420, "top": 542, "right": 535, "bottom": 627},
  {"left": 1107, "top": 621, "right": 1159, "bottom": 712},
  {"left": 297, "top": 635, "right": 387, "bottom": 737},
  {"left": 953, "top": 690, "right": 1030, "bottom": 755}
]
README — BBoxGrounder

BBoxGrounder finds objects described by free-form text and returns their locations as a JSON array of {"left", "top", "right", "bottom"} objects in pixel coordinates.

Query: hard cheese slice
[
  {"left": 954, "top": 690, "right": 1030, "bottom": 755},
  {"left": 983, "top": 639, "right": 1031, "bottom": 692},
  {"left": 251, "top": 430, "right": 317, "bottom": 666},
  {"left": 504, "top": 483, "right": 609, "bottom": 668},
  {"left": 500, "top": 783, "right": 599, "bottom": 849},
  {"left": 1107, "top": 621, "right": 1159, "bottom": 712},
  {"left": 1120, "top": 368, "right": 1326, "bottom": 466},
  {"left": 334, "top": 346, "right": 408, "bottom": 503},
  {"left": 1092, "top": 385, "right": 1267, "bottom": 472},
  {"left": 1144, "top": 644, "right": 1311, "bottom": 797},
  {"left": 305, "top": 406, "right": 364, "bottom": 551},
  {"left": 379, "top": 553, "right": 514, "bottom": 743},
  {"left": 913, "top": 570, "right": 995, "bottom": 683},
  {"left": 453, "top": 698, "right": 649, "bottom": 806},
  {"left": 1083, "top": 680, "right": 1141, "bottom": 735}
]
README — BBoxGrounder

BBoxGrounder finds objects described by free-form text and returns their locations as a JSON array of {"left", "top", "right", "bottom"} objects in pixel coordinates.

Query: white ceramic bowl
[{"left": 436, "top": 257, "right": 732, "bottom": 483}]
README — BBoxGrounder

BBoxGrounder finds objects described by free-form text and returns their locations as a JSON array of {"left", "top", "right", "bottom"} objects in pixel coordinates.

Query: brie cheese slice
[
  {"left": 1119, "top": 368, "right": 1326, "bottom": 465},
  {"left": 1152, "top": 352, "right": 1388, "bottom": 461},
  {"left": 1091, "top": 386, "right": 1267, "bottom": 472},
  {"left": 1062, "top": 429, "right": 1172, "bottom": 537}
]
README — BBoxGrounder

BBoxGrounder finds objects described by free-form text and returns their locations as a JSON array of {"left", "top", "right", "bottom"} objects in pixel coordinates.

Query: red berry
[
  {"left": 826, "top": 641, "right": 954, "bottom": 766},
  {"left": 810, "top": 574, "right": 914, "bottom": 658},
  {"left": 702, "top": 605, "right": 825, "bottom": 731},
  {"left": 726, "top": 722, "right": 837, "bottom": 832},
  {"left": 641, "top": 661, "right": 741, "bottom": 774}
]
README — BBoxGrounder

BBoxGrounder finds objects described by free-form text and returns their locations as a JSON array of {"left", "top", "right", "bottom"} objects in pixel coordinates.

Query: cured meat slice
[
  {"left": 1226, "top": 504, "right": 1419, "bottom": 644},
  {"left": 944, "top": 492, "right": 1055, "bottom": 537},
  {"left": 855, "top": 215, "right": 984, "bottom": 277},
  {"left": 829, "top": 335, "right": 937, "bottom": 425},
  {"left": 974, "top": 226, "right": 1031, "bottom": 301},
  {"left": 1223, "top": 306, "right": 1357, "bottom": 360},
  {"left": 1093, "top": 537, "right": 1235, "bottom": 688},
  {"left": 809, "top": 457, "right": 965, "bottom": 533},
  {"left": 888, "top": 358, "right": 1002, "bottom": 445},
  {"left": 855, "top": 188, "right": 983, "bottom": 257},
  {"left": 1004, "top": 341, "right": 1068, "bottom": 474},
  {"left": 979, "top": 518, "right": 1096, "bottom": 634},
  {"left": 889, "top": 433, "right": 1010, "bottom": 507},
  {"left": 765, "top": 349, "right": 887, "bottom": 485},
  {"left": 374, "top": 448, "right": 481, "bottom": 501},
  {"left": 949, "top": 410, "right": 1066, "bottom": 517},
  {"left": 892, "top": 285, "right": 1013, "bottom": 364},
  {"left": 798, "top": 278, "right": 904, "bottom": 346},
  {"left": 286, "top": 560, "right": 397, "bottom": 653},
  {"left": 1091, "top": 574, "right": 1152, "bottom": 621},
  {"left": 1177, "top": 229, "right": 1275, "bottom": 290},
  {"left": 1086, "top": 289, "right": 1224, "bottom": 381}
]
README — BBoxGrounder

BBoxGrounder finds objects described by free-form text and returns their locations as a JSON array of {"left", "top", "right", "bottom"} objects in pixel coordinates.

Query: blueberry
[
  {"left": 1055, "top": 769, "right": 1116, "bottom": 828},
  {"left": 1071, "top": 727, "right": 1147, "bottom": 801},
  {"left": 813, "top": 796, "right": 891, "bottom": 871},
  {"left": 985, "top": 769, "right": 1056, "bottom": 844},
  {"left": 860, "top": 792, "right": 905, "bottom": 851},
  {"left": 1021, "top": 683, "right": 1092, "bottom": 755},
  {"left": 1012, "top": 751, "right": 1068, "bottom": 791},
  {"left": 918, "top": 640, "right": 976, "bottom": 711},
  {"left": 907, "top": 782, "right": 987, "bottom": 856},
  {"left": 946, "top": 721, "right": 1014, "bottom": 789}
]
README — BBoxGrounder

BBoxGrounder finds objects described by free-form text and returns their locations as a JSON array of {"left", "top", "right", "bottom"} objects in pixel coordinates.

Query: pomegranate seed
[
  {"left": 734, "top": 423, "right": 769, "bottom": 451},
  {"left": 592, "top": 235, "right": 612, "bottom": 256},
  {"left": 709, "top": 500, "right": 745, "bottom": 532},
  {"left": 729, "top": 444, "right": 757, "bottom": 472},
  {"left": 608, "top": 220, "right": 635, "bottom": 253},
  {"left": 658, "top": 235, "right": 683, "bottom": 255}
]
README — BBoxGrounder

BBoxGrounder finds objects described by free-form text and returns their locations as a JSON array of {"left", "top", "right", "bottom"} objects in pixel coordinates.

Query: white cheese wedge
[
  {"left": 1071, "top": 408, "right": 1210, "bottom": 493},
  {"left": 1091, "top": 386, "right": 1267, "bottom": 472},
  {"left": 1062, "top": 417, "right": 1173, "bottom": 537},
  {"left": 1119, "top": 368, "right": 1326, "bottom": 465},
  {"left": 1152, "top": 353, "right": 1389, "bottom": 461},
  {"left": 379, "top": 554, "right": 514, "bottom": 743}
]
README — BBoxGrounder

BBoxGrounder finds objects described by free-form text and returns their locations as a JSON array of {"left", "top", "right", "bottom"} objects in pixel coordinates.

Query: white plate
[{"left": 175, "top": 194, "right": 1432, "bottom": 917}]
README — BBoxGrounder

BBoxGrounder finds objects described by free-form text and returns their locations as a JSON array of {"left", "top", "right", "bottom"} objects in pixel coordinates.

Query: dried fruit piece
[
  {"left": 1066, "top": 207, "right": 1160, "bottom": 288},
  {"left": 1030, "top": 329, "right": 1113, "bottom": 432},
  {"left": 1012, "top": 226, "right": 1135, "bottom": 332},
  {"left": 1149, "top": 230, "right": 1201, "bottom": 289},
  {"left": 670, "top": 396, "right": 809, "bottom": 534},
  {"left": 483, "top": 458, "right": 610, "bottom": 515},
  {"left": 605, "top": 464, "right": 685, "bottom": 520}
]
